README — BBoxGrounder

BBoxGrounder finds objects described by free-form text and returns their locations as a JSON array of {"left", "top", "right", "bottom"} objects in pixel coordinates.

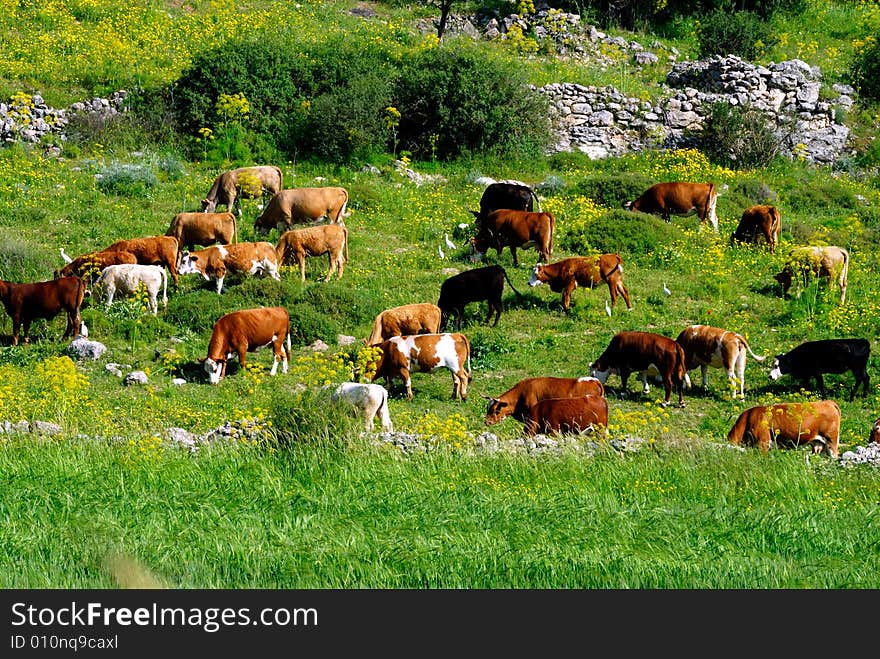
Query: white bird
[
  {"left": 663, "top": 282, "right": 672, "bottom": 296},
  {"left": 79, "top": 321, "right": 88, "bottom": 338},
  {"left": 60, "top": 247, "right": 72, "bottom": 264},
  {"left": 438, "top": 244, "right": 445, "bottom": 259},
  {"left": 444, "top": 233, "right": 456, "bottom": 250},
  {"left": 605, "top": 299, "right": 612, "bottom": 317}
]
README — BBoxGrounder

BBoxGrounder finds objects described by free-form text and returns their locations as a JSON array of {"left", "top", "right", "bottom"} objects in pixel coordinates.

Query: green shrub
[
  {"left": 571, "top": 173, "right": 655, "bottom": 208},
  {"left": 849, "top": 35, "right": 880, "bottom": 103},
  {"left": 95, "top": 162, "right": 158, "bottom": 197},
  {"left": 699, "top": 102, "right": 783, "bottom": 169},
  {"left": 697, "top": 10, "right": 778, "bottom": 60},
  {"left": 0, "top": 234, "right": 54, "bottom": 281},
  {"left": 731, "top": 179, "right": 777, "bottom": 205},
  {"left": 784, "top": 180, "right": 859, "bottom": 213},
  {"left": 561, "top": 209, "right": 684, "bottom": 257}
]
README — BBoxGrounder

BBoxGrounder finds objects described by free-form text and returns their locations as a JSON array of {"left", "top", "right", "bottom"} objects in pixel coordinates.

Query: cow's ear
[{"left": 197, "top": 357, "right": 207, "bottom": 363}]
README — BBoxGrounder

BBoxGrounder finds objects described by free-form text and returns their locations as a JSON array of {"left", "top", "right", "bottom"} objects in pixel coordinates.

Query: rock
[
  {"left": 309, "top": 339, "right": 329, "bottom": 352},
  {"left": 124, "top": 371, "right": 149, "bottom": 386},
  {"left": 32, "top": 420, "right": 63, "bottom": 435},
  {"left": 67, "top": 336, "right": 106, "bottom": 361}
]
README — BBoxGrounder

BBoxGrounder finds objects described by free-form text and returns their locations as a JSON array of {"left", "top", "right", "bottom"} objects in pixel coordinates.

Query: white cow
[
  {"left": 97, "top": 264, "right": 168, "bottom": 315},
  {"left": 331, "top": 382, "right": 393, "bottom": 432}
]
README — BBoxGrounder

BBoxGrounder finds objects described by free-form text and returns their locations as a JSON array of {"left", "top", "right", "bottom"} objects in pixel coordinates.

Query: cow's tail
[
  {"left": 272, "top": 165, "right": 284, "bottom": 194},
  {"left": 343, "top": 224, "right": 349, "bottom": 262},
  {"left": 739, "top": 333, "right": 766, "bottom": 362},
  {"left": 366, "top": 312, "right": 384, "bottom": 347},
  {"left": 727, "top": 409, "right": 747, "bottom": 446},
  {"left": 770, "top": 206, "right": 781, "bottom": 239},
  {"left": 231, "top": 212, "right": 239, "bottom": 244},
  {"left": 160, "top": 266, "right": 168, "bottom": 309},
  {"left": 839, "top": 248, "right": 849, "bottom": 304},
  {"left": 502, "top": 267, "right": 524, "bottom": 297},
  {"left": 461, "top": 332, "right": 473, "bottom": 379},
  {"left": 529, "top": 186, "right": 542, "bottom": 213},
  {"left": 706, "top": 183, "right": 719, "bottom": 232},
  {"left": 336, "top": 188, "right": 350, "bottom": 224},
  {"left": 547, "top": 212, "right": 555, "bottom": 260}
]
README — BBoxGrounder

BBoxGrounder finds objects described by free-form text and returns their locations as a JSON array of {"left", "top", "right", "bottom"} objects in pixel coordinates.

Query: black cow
[
  {"left": 437, "top": 265, "right": 523, "bottom": 331},
  {"left": 471, "top": 182, "right": 540, "bottom": 225},
  {"left": 769, "top": 338, "right": 870, "bottom": 401}
]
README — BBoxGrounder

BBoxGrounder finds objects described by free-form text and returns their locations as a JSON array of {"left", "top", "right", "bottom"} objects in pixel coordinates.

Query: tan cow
[
  {"left": 372, "top": 333, "right": 471, "bottom": 401},
  {"left": 730, "top": 205, "right": 781, "bottom": 253},
  {"left": 254, "top": 187, "right": 350, "bottom": 233},
  {"left": 364, "top": 303, "right": 442, "bottom": 346},
  {"left": 727, "top": 400, "right": 840, "bottom": 458},
  {"left": 528, "top": 254, "right": 632, "bottom": 314},
  {"left": 99, "top": 235, "right": 180, "bottom": 287},
  {"left": 675, "top": 324, "right": 766, "bottom": 399},
  {"left": 166, "top": 211, "right": 238, "bottom": 253},
  {"left": 201, "top": 165, "right": 284, "bottom": 215},
  {"left": 482, "top": 376, "right": 605, "bottom": 427},
  {"left": 55, "top": 248, "right": 138, "bottom": 282},
  {"left": 469, "top": 209, "right": 554, "bottom": 266},
  {"left": 178, "top": 242, "right": 280, "bottom": 294},
  {"left": 524, "top": 395, "right": 609, "bottom": 438},
  {"left": 200, "top": 306, "right": 291, "bottom": 384},
  {"left": 774, "top": 245, "right": 849, "bottom": 304},
  {"left": 275, "top": 224, "right": 348, "bottom": 282},
  {"left": 624, "top": 182, "right": 719, "bottom": 232}
]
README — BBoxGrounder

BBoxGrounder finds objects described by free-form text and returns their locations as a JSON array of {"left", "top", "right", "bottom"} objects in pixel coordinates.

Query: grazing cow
[
  {"left": 590, "top": 331, "right": 687, "bottom": 407},
  {"left": 200, "top": 165, "right": 284, "bottom": 215},
  {"left": 727, "top": 400, "right": 841, "bottom": 458},
  {"left": 769, "top": 338, "right": 870, "bottom": 401},
  {"left": 364, "top": 303, "right": 442, "bottom": 346},
  {"left": 675, "top": 324, "right": 766, "bottom": 399},
  {"left": 0, "top": 276, "right": 86, "bottom": 345},
  {"left": 96, "top": 264, "right": 168, "bottom": 315},
  {"left": 275, "top": 223, "right": 348, "bottom": 282},
  {"left": 331, "top": 382, "right": 394, "bottom": 433},
  {"left": 774, "top": 245, "right": 849, "bottom": 304},
  {"left": 624, "top": 182, "right": 719, "bottom": 232},
  {"left": 200, "top": 306, "right": 291, "bottom": 384},
  {"left": 166, "top": 211, "right": 238, "bottom": 253},
  {"left": 528, "top": 254, "right": 633, "bottom": 314},
  {"left": 869, "top": 418, "right": 880, "bottom": 444},
  {"left": 54, "top": 248, "right": 138, "bottom": 281},
  {"left": 730, "top": 205, "right": 781, "bottom": 253},
  {"left": 524, "top": 395, "right": 609, "bottom": 438},
  {"left": 99, "top": 235, "right": 180, "bottom": 287},
  {"left": 482, "top": 376, "right": 605, "bottom": 427},
  {"left": 437, "top": 265, "right": 523, "bottom": 331},
  {"left": 469, "top": 209, "right": 554, "bottom": 267},
  {"left": 179, "top": 242, "right": 280, "bottom": 294},
  {"left": 372, "top": 333, "right": 471, "bottom": 401},
  {"left": 253, "top": 187, "right": 350, "bottom": 233},
  {"left": 472, "top": 181, "right": 540, "bottom": 225}
]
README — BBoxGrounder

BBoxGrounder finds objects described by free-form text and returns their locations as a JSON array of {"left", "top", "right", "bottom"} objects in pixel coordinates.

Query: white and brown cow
[
  {"left": 469, "top": 209, "right": 554, "bottom": 267},
  {"left": 97, "top": 264, "right": 168, "bottom": 315},
  {"left": 590, "top": 331, "right": 687, "bottom": 407},
  {"left": 524, "top": 395, "right": 609, "bottom": 438},
  {"left": 869, "top": 418, "right": 880, "bottom": 444},
  {"left": 774, "top": 245, "right": 849, "bottom": 304},
  {"left": 275, "top": 223, "right": 348, "bottom": 282},
  {"left": 179, "top": 242, "right": 280, "bottom": 294},
  {"left": 372, "top": 333, "right": 471, "bottom": 401},
  {"left": 624, "top": 182, "right": 719, "bottom": 232},
  {"left": 730, "top": 205, "right": 781, "bottom": 253},
  {"left": 364, "top": 303, "right": 442, "bottom": 347},
  {"left": 727, "top": 400, "right": 841, "bottom": 458},
  {"left": 254, "top": 187, "right": 350, "bottom": 233},
  {"left": 99, "top": 235, "right": 180, "bottom": 288},
  {"left": 331, "top": 382, "right": 394, "bottom": 432},
  {"left": 482, "top": 376, "right": 605, "bottom": 427},
  {"left": 201, "top": 165, "right": 284, "bottom": 215},
  {"left": 675, "top": 324, "right": 766, "bottom": 399},
  {"left": 0, "top": 276, "right": 87, "bottom": 346},
  {"left": 166, "top": 211, "right": 238, "bottom": 253},
  {"left": 200, "top": 306, "right": 291, "bottom": 384},
  {"left": 529, "top": 254, "right": 632, "bottom": 314}
]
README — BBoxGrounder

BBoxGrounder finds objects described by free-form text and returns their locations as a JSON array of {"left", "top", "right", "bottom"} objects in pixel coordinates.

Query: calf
[
  {"left": 96, "top": 264, "right": 168, "bottom": 315},
  {"left": 166, "top": 211, "right": 237, "bottom": 252},
  {"left": 0, "top": 276, "right": 86, "bottom": 345},
  {"left": 472, "top": 181, "right": 540, "bottom": 225},
  {"left": 590, "top": 331, "right": 687, "bottom": 407},
  {"left": 869, "top": 418, "right": 880, "bottom": 444},
  {"left": 624, "top": 181, "right": 719, "bottom": 232},
  {"left": 200, "top": 306, "right": 291, "bottom": 384},
  {"left": 254, "top": 187, "right": 349, "bottom": 232},
  {"left": 482, "top": 376, "right": 605, "bottom": 427},
  {"left": 364, "top": 303, "right": 442, "bottom": 346},
  {"left": 675, "top": 324, "right": 766, "bottom": 399},
  {"left": 727, "top": 400, "right": 841, "bottom": 458},
  {"left": 774, "top": 245, "right": 849, "bottom": 304},
  {"left": 99, "top": 235, "right": 180, "bottom": 287},
  {"left": 730, "top": 205, "right": 781, "bottom": 253},
  {"left": 179, "top": 242, "right": 280, "bottom": 294},
  {"left": 437, "top": 265, "right": 522, "bottom": 331},
  {"left": 769, "top": 338, "right": 870, "bottom": 401},
  {"left": 275, "top": 223, "right": 348, "bottom": 282},
  {"left": 528, "top": 254, "right": 632, "bottom": 314},
  {"left": 470, "top": 209, "right": 554, "bottom": 266},
  {"left": 331, "top": 382, "right": 393, "bottom": 433},
  {"left": 54, "top": 248, "right": 138, "bottom": 282},
  {"left": 524, "top": 395, "right": 609, "bottom": 438},
  {"left": 372, "top": 333, "right": 471, "bottom": 401}
]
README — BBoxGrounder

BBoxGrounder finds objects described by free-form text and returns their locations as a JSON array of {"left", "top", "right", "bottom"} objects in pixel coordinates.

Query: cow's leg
[
  {"left": 105, "top": 285, "right": 115, "bottom": 307},
  {"left": 21, "top": 319, "right": 31, "bottom": 344},
  {"left": 487, "top": 299, "right": 502, "bottom": 326},
  {"left": 451, "top": 371, "right": 461, "bottom": 400},
  {"left": 336, "top": 255, "right": 344, "bottom": 280},
  {"left": 11, "top": 316, "right": 21, "bottom": 346},
  {"left": 402, "top": 368, "right": 413, "bottom": 400},
  {"left": 562, "top": 282, "right": 577, "bottom": 313},
  {"left": 64, "top": 310, "right": 77, "bottom": 338},
  {"left": 814, "top": 373, "right": 826, "bottom": 398},
  {"left": 641, "top": 371, "right": 651, "bottom": 394},
  {"left": 510, "top": 246, "right": 518, "bottom": 267},
  {"left": 458, "top": 368, "right": 469, "bottom": 401},
  {"left": 215, "top": 275, "right": 224, "bottom": 295},
  {"left": 701, "top": 364, "right": 710, "bottom": 390},
  {"left": 300, "top": 257, "right": 307, "bottom": 283},
  {"left": 619, "top": 369, "right": 631, "bottom": 398},
  {"left": 660, "top": 374, "right": 673, "bottom": 408}
]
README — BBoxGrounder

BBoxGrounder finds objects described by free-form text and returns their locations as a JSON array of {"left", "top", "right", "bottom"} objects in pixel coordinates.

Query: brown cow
[
  {"left": 201, "top": 165, "right": 284, "bottom": 215},
  {"left": 0, "top": 276, "right": 86, "bottom": 345},
  {"left": 54, "top": 248, "right": 138, "bottom": 282},
  {"left": 624, "top": 182, "right": 719, "bottom": 232},
  {"left": 469, "top": 209, "right": 554, "bottom": 267},
  {"left": 200, "top": 306, "right": 291, "bottom": 384},
  {"left": 372, "top": 332, "right": 471, "bottom": 401},
  {"left": 275, "top": 224, "right": 348, "bottom": 282},
  {"left": 166, "top": 211, "right": 237, "bottom": 253},
  {"left": 528, "top": 254, "right": 632, "bottom": 314},
  {"left": 675, "top": 324, "right": 766, "bottom": 399},
  {"left": 254, "top": 187, "right": 350, "bottom": 233},
  {"left": 590, "top": 331, "right": 687, "bottom": 407},
  {"left": 482, "top": 376, "right": 605, "bottom": 427},
  {"left": 774, "top": 245, "right": 849, "bottom": 304},
  {"left": 99, "top": 235, "right": 180, "bottom": 287},
  {"left": 179, "top": 242, "right": 280, "bottom": 294},
  {"left": 364, "top": 303, "right": 442, "bottom": 347},
  {"left": 869, "top": 418, "right": 880, "bottom": 444},
  {"left": 730, "top": 205, "right": 781, "bottom": 253},
  {"left": 727, "top": 400, "right": 841, "bottom": 458},
  {"left": 524, "top": 395, "right": 609, "bottom": 438},
  {"left": 472, "top": 181, "right": 541, "bottom": 225}
]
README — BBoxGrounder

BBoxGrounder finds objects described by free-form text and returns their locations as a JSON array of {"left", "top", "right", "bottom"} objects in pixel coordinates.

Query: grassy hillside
[{"left": 1, "top": 1, "right": 879, "bottom": 588}]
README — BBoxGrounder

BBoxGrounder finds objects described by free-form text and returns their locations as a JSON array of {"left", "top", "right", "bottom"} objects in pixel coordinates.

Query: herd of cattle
[{"left": 0, "top": 168, "right": 874, "bottom": 458}]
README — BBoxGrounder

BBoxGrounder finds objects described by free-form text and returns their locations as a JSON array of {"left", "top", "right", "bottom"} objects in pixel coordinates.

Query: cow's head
[
  {"left": 622, "top": 199, "right": 635, "bottom": 211},
  {"left": 201, "top": 198, "right": 216, "bottom": 213},
  {"left": 528, "top": 263, "right": 546, "bottom": 287},
  {"left": 768, "top": 355, "right": 788, "bottom": 381},
  {"left": 773, "top": 269, "right": 793, "bottom": 294},
  {"left": 480, "top": 394, "right": 508, "bottom": 426},
  {"left": 589, "top": 359, "right": 615, "bottom": 384},
  {"left": 200, "top": 356, "right": 225, "bottom": 384},
  {"left": 870, "top": 418, "right": 880, "bottom": 444},
  {"left": 178, "top": 252, "right": 204, "bottom": 277}
]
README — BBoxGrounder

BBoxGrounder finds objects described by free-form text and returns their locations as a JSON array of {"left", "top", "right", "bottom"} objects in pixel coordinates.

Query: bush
[
  {"left": 699, "top": 102, "right": 783, "bottom": 169},
  {"left": 697, "top": 10, "right": 778, "bottom": 60},
  {"left": 561, "top": 209, "right": 684, "bottom": 257},
  {"left": 94, "top": 162, "right": 158, "bottom": 197},
  {"left": 571, "top": 173, "right": 655, "bottom": 208},
  {"left": 731, "top": 179, "right": 777, "bottom": 205},
  {"left": 849, "top": 37, "right": 880, "bottom": 104},
  {"left": 784, "top": 181, "right": 859, "bottom": 214}
]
